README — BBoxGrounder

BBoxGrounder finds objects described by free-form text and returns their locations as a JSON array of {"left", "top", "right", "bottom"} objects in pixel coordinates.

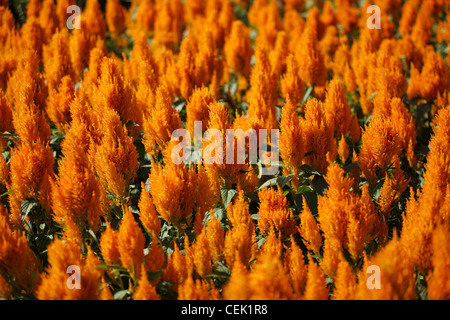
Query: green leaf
[
  {"left": 311, "top": 175, "right": 328, "bottom": 195},
  {"left": 215, "top": 261, "right": 231, "bottom": 276},
  {"left": 258, "top": 174, "right": 294, "bottom": 190},
  {"left": 114, "top": 290, "right": 132, "bottom": 300},
  {"left": 299, "top": 164, "right": 321, "bottom": 177},
  {"left": 147, "top": 270, "right": 163, "bottom": 282},
  {"left": 0, "top": 189, "right": 14, "bottom": 197},
  {"left": 220, "top": 189, "right": 238, "bottom": 209}
]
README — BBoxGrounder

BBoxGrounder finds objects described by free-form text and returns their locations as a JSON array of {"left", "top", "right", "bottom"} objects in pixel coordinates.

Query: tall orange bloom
[
  {"left": 0, "top": 212, "right": 40, "bottom": 296},
  {"left": 36, "top": 238, "right": 102, "bottom": 300},
  {"left": 91, "top": 108, "right": 139, "bottom": 201},
  {"left": 257, "top": 185, "right": 296, "bottom": 237},
  {"left": 117, "top": 206, "right": 146, "bottom": 278}
]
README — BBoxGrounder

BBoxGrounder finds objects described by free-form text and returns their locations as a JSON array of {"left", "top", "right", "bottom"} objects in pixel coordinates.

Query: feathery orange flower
[
  {"left": 153, "top": 0, "right": 184, "bottom": 48},
  {"left": 38, "top": 0, "right": 58, "bottom": 43},
  {"left": 298, "top": 198, "right": 322, "bottom": 256},
  {"left": 92, "top": 109, "right": 139, "bottom": 201},
  {"left": 283, "top": 237, "right": 307, "bottom": 298},
  {"left": 280, "top": 54, "right": 305, "bottom": 108},
  {"left": 301, "top": 98, "right": 336, "bottom": 174},
  {"left": 47, "top": 75, "right": 75, "bottom": 130},
  {"left": 356, "top": 235, "right": 416, "bottom": 300},
  {"left": 138, "top": 182, "right": 161, "bottom": 236},
  {"left": 8, "top": 141, "right": 54, "bottom": 228},
  {"left": 0, "top": 212, "right": 40, "bottom": 295},
  {"left": 247, "top": 46, "right": 278, "bottom": 131},
  {"left": 82, "top": 0, "right": 107, "bottom": 38},
  {"left": 206, "top": 213, "right": 225, "bottom": 264},
  {"left": 43, "top": 29, "right": 74, "bottom": 92},
  {"left": 192, "top": 227, "right": 213, "bottom": 278},
  {"left": 143, "top": 86, "right": 182, "bottom": 156},
  {"left": 177, "top": 276, "right": 219, "bottom": 300},
  {"left": 358, "top": 114, "right": 402, "bottom": 184},
  {"left": 163, "top": 242, "right": 188, "bottom": 289},
  {"left": 133, "top": 271, "right": 161, "bottom": 300},
  {"left": 105, "top": 0, "right": 127, "bottom": 36},
  {"left": 222, "top": 255, "right": 250, "bottom": 300},
  {"left": 295, "top": 22, "right": 326, "bottom": 87},
  {"left": 303, "top": 254, "right": 329, "bottom": 300},
  {"left": 117, "top": 206, "right": 146, "bottom": 278},
  {"left": 100, "top": 223, "right": 120, "bottom": 267},
  {"left": 279, "top": 97, "right": 304, "bottom": 187},
  {"left": 426, "top": 224, "right": 450, "bottom": 300},
  {"left": 333, "top": 258, "right": 357, "bottom": 300},
  {"left": 36, "top": 238, "right": 102, "bottom": 300},
  {"left": 224, "top": 20, "right": 252, "bottom": 77},
  {"left": 247, "top": 252, "right": 294, "bottom": 300},
  {"left": 324, "top": 80, "right": 352, "bottom": 137},
  {"left": 258, "top": 185, "right": 296, "bottom": 237}
]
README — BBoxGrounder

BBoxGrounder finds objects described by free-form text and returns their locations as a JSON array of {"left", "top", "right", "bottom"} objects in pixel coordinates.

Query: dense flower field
[{"left": 0, "top": 0, "right": 449, "bottom": 300}]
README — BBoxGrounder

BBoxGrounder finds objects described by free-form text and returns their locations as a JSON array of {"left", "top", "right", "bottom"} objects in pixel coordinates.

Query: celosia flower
[
  {"left": 117, "top": 206, "right": 146, "bottom": 278},
  {"left": 295, "top": 22, "right": 326, "bottom": 87},
  {"left": 43, "top": 29, "right": 74, "bottom": 92},
  {"left": 258, "top": 185, "right": 297, "bottom": 237},
  {"left": 356, "top": 235, "right": 416, "bottom": 300},
  {"left": 143, "top": 86, "right": 182, "bottom": 156},
  {"left": 55, "top": 0, "right": 75, "bottom": 29},
  {"left": 279, "top": 97, "right": 304, "bottom": 187},
  {"left": 298, "top": 198, "right": 322, "bottom": 256},
  {"left": 82, "top": 0, "right": 107, "bottom": 38},
  {"left": 163, "top": 242, "right": 188, "bottom": 289},
  {"left": 426, "top": 224, "right": 450, "bottom": 300},
  {"left": 186, "top": 86, "right": 215, "bottom": 139},
  {"left": 222, "top": 256, "right": 250, "bottom": 300},
  {"left": 100, "top": 223, "right": 120, "bottom": 267},
  {"left": 283, "top": 9, "right": 305, "bottom": 51},
  {"left": 206, "top": 213, "right": 225, "bottom": 264},
  {"left": 246, "top": 47, "right": 278, "bottom": 131},
  {"left": 324, "top": 80, "right": 352, "bottom": 137},
  {"left": 358, "top": 114, "right": 402, "bottom": 184},
  {"left": 26, "top": 0, "right": 40, "bottom": 18},
  {"left": 91, "top": 57, "right": 141, "bottom": 128},
  {"left": 138, "top": 182, "right": 161, "bottom": 236},
  {"left": 333, "top": 258, "right": 357, "bottom": 300},
  {"left": 153, "top": 0, "right": 184, "bottom": 48},
  {"left": 46, "top": 75, "right": 75, "bottom": 130},
  {"left": 192, "top": 227, "right": 213, "bottom": 278},
  {"left": 136, "top": 0, "right": 156, "bottom": 34},
  {"left": 36, "top": 238, "right": 102, "bottom": 300},
  {"left": 0, "top": 212, "right": 40, "bottom": 295},
  {"left": 407, "top": 49, "right": 450, "bottom": 101},
  {"left": 301, "top": 98, "right": 336, "bottom": 174},
  {"left": 303, "top": 254, "right": 329, "bottom": 300},
  {"left": 224, "top": 20, "right": 252, "bottom": 77},
  {"left": 20, "top": 17, "right": 44, "bottom": 60},
  {"left": 280, "top": 54, "right": 305, "bottom": 108},
  {"left": 283, "top": 237, "right": 307, "bottom": 298},
  {"left": 133, "top": 271, "right": 161, "bottom": 300},
  {"left": 149, "top": 144, "right": 197, "bottom": 229},
  {"left": 8, "top": 141, "right": 54, "bottom": 228},
  {"left": 105, "top": 0, "right": 127, "bottom": 36},
  {"left": 92, "top": 108, "right": 139, "bottom": 201},
  {"left": 38, "top": 0, "right": 58, "bottom": 43},
  {"left": 247, "top": 252, "right": 294, "bottom": 300},
  {"left": 144, "top": 239, "right": 166, "bottom": 274},
  {"left": 401, "top": 107, "right": 450, "bottom": 272},
  {"left": 51, "top": 119, "right": 105, "bottom": 234},
  {"left": 177, "top": 276, "right": 219, "bottom": 300}
]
